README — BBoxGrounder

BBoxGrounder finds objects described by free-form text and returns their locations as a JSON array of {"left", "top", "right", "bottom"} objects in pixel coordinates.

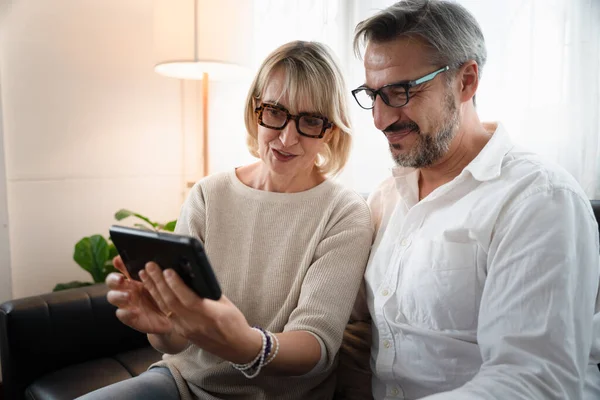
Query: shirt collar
[
  {"left": 390, "top": 122, "right": 514, "bottom": 183},
  {"left": 463, "top": 122, "right": 514, "bottom": 182}
]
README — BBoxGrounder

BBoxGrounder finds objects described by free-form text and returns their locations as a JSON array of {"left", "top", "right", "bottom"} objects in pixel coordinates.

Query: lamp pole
[{"left": 202, "top": 71, "right": 209, "bottom": 177}]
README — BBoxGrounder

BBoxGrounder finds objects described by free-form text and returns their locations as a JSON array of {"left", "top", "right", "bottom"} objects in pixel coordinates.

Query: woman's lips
[{"left": 272, "top": 148, "right": 296, "bottom": 161}]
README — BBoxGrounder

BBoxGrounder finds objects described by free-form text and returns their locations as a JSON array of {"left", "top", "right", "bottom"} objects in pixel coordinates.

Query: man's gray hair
[{"left": 354, "top": 0, "right": 487, "bottom": 79}]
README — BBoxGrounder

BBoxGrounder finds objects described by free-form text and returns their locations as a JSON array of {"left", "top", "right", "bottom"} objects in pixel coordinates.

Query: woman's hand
[
  {"left": 106, "top": 256, "right": 173, "bottom": 335},
  {"left": 140, "top": 262, "right": 262, "bottom": 364}
]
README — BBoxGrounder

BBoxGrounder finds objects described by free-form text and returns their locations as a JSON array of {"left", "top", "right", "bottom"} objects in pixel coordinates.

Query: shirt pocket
[{"left": 398, "top": 240, "right": 478, "bottom": 331}]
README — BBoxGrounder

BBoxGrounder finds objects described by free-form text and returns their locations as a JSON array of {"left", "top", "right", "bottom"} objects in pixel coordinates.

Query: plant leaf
[
  {"left": 114, "top": 209, "right": 135, "bottom": 220},
  {"left": 102, "top": 242, "right": 119, "bottom": 277},
  {"left": 103, "top": 260, "right": 118, "bottom": 277},
  {"left": 114, "top": 209, "right": 157, "bottom": 228},
  {"left": 162, "top": 220, "right": 177, "bottom": 232},
  {"left": 89, "top": 235, "right": 110, "bottom": 282},
  {"left": 74, "top": 237, "right": 94, "bottom": 273},
  {"left": 108, "top": 242, "right": 118, "bottom": 260},
  {"left": 133, "top": 223, "right": 153, "bottom": 231},
  {"left": 73, "top": 235, "right": 109, "bottom": 283}
]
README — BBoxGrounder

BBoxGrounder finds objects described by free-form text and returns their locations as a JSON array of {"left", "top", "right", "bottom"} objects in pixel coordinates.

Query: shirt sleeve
[
  {"left": 283, "top": 198, "right": 373, "bottom": 372},
  {"left": 422, "top": 187, "right": 600, "bottom": 400}
]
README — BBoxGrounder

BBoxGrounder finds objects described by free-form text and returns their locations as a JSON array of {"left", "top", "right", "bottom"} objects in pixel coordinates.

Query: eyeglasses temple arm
[{"left": 413, "top": 66, "right": 450, "bottom": 86}]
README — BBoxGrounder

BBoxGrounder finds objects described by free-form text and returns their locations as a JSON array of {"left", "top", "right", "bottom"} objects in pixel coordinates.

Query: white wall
[
  {"left": 0, "top": 1, "right": 193, "bottom": 298},
  {"left": 0, "top": 81, "right": 11, "bottom": 304}
]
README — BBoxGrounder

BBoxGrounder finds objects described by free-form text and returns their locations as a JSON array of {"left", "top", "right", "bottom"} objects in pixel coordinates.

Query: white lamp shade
[{"left": 153, "top": 0, "right": 254, "bottom": 80}]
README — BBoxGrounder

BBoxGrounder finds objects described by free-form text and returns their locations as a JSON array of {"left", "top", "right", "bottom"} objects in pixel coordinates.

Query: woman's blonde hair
[{"left": 244, "top": 41, "right": 352, "bottom": 176}]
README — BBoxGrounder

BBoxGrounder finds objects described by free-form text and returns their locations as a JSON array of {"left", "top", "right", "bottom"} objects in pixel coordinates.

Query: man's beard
[{"left": 389, "top": 91, "right": 459, "bottom": 168}]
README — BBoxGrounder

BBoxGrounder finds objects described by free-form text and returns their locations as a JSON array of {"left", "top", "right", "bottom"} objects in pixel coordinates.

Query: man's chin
[
  {"left": 393, "top": 150, "right": 438, "bottom": 169},
  {"left": 394, "top": 160, "right": 415, "bottom": 168},
  {"left": 392, "top": 154, "right": 416, "bottom": 168},
  {"left": 390, "top": 147, "right": 412, "bottom": 167}
]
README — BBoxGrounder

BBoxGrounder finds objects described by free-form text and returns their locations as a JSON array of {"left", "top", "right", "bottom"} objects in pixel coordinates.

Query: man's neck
[{"left": 418, "top": 117, "right": 493, "bottom": 200}]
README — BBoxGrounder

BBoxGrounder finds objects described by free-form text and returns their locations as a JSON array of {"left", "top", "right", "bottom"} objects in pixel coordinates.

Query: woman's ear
[{"left": 324, "top": 125, "right": 337, "bottom": 144}]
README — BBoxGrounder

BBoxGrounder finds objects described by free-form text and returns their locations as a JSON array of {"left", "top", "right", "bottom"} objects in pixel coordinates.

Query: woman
[{"left": 78, "top": 41, "right": 372, "bottom": 400}]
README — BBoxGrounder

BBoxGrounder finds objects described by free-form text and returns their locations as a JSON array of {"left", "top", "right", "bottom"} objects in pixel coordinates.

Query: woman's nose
[{"left": 279, "top": 121, "right": 300, "bottom": 147}]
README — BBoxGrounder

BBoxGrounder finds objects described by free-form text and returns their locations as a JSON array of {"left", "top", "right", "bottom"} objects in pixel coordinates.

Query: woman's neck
[{"left": 236, "top": 163, "right": 325, "bottom": 193}]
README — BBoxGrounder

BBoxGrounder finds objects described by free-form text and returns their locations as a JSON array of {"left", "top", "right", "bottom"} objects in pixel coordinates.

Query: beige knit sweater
[{"left": 152, "top": 170, "right": 373, "bottom": 400}]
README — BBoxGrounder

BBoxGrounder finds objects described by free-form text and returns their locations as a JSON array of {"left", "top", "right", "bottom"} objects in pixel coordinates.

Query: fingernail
[
  {"left": 139, "top": 270, "right": 146, "bottom": 279},
  {"left": 164, "top": 269, "right": 174, "bottom": 279}
]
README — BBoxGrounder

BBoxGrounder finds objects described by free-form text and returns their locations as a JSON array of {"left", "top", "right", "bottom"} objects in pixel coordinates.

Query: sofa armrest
[{"left": 0, "top": 284, "right": 150, "bottom": 400}]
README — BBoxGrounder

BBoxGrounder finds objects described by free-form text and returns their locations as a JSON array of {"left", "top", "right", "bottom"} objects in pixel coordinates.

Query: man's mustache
[{"left": 383, "top": 122, "right": 420, "bottom": 135}]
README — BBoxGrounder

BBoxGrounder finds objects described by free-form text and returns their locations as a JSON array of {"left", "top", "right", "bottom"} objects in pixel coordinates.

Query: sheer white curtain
[
  {"left": 252, "top": 0, "right": 600, "bottom": 198},
  {"left": 466, "top": 0, "right": 600, "bottom": 199}
]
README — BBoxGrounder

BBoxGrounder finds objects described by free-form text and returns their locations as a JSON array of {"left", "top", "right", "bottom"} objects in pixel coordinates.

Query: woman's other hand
[{"left": 106, "top": 256, "right": 173, "bottom": 335}]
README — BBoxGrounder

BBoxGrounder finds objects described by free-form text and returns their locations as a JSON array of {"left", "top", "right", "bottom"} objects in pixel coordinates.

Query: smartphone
[{"left": 109, "top": 225, "right": 221, "bottom": 300}]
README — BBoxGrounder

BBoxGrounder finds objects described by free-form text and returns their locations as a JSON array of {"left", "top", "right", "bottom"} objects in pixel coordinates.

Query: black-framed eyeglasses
[
  {"left": 254, "top": 103, "right": 333, "bottom": 139},
  {"left": 351, "top": 66, "right": 450, "bottom": 110}
]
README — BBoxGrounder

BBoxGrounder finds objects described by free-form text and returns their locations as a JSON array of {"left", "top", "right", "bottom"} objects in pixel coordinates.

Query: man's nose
[
  {"left": 279, "top": 121, "right": 300, "bottom": 147},
  {"left": 372, "top": 96, "right": 400, "bottom": 132}
]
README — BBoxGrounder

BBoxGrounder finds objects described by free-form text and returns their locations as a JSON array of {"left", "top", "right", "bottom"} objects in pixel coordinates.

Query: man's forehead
[{"left": 364, "top": 37, "right": 432, "bottom": 84}]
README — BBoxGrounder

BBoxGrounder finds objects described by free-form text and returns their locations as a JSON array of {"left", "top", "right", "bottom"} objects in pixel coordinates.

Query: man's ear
[{"left": 458, "top": 60, "right": 479, "bottom": 104}]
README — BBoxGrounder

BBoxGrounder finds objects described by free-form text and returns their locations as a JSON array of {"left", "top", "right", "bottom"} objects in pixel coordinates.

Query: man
[{"left": 351, "top": 1, "right": 600, "bottom": 399}]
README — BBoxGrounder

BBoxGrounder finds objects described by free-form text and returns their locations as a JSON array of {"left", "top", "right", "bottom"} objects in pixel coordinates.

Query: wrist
[
  {"left": 230, "top": 326, "right": 263, "bottom": 364},
  {"left": 230, "top": 327, "right": 280, "bottom": 379}
]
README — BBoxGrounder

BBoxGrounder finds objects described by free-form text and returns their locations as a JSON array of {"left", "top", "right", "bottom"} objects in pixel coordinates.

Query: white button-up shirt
[{"left": 365, "top": 123, "right": 600, "bottom": 400}]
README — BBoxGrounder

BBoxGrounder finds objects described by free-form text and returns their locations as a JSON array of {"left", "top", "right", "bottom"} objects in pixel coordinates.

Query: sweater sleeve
[
  {"left": 283, "top": 195, "right": 373, "bottom": 371},
  {"left": 174, "top": 182, "right": 207, "bottom": 243}
]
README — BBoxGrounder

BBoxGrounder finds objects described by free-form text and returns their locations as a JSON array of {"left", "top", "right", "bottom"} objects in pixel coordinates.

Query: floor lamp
[{"left": 153, "top": 0, "right": 253, "bottom": 187}]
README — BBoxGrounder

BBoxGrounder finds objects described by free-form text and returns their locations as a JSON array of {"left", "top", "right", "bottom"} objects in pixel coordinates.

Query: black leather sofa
[
  {"left": 0, "top": 284, "right": 162, "bottom": 400},
  {"left": 1, "top": 201, "right": 600, "bottom": 400}
]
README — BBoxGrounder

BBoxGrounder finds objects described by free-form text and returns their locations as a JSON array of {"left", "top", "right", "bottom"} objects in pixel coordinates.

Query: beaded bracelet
[
  {"left": 240, "top": 342, "right": 267, "bottom": 378},
  {"left": 263, "top": 331, "right": 279, "bottom": 367},
  {"left": 230, "top": 326, "right": 279, "bottom": 379},
  {"left": 258, "top": 327, "right": 272, "bottom": 364},
  {"left": 239, "top": 327, "right": 271, "bottom": 378},
  {"left": 230, "top": 327, "right": 266, "bottom": 372}
]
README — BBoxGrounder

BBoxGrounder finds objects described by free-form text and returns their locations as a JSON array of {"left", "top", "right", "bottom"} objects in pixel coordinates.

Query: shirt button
[
  {"left": 383, "top": 339, "right": 391, "bottom": 348},
  {"left": 390, "top": 387, "right": 399, "bottom": 396},
  {"left": 400, "top": 238, "right": 409, "bottom": 246},
  {"left": 381, "top": 289, "right": 389, "bottom": 296}
]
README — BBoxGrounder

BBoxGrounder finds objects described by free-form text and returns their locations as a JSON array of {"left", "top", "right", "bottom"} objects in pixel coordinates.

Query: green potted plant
[{"left": 53, "top": 209, "right": 176, "bottom": 291}]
